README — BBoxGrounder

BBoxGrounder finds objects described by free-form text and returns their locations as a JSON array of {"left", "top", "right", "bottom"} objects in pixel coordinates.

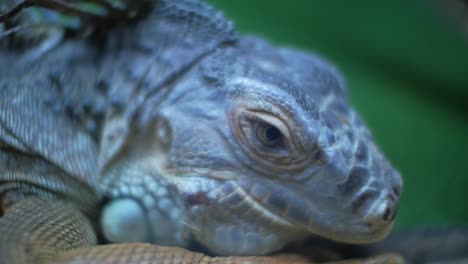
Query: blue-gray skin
[
  {"left": 0, "top": 0, "right": 402, "bottom": 258},
  {"left": 100, "top": 36, "right": 402, "bottom": 256}
]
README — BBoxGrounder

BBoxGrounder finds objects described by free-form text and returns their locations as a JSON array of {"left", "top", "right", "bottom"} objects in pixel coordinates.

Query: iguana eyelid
[
  {"left": 238, "top": 109, "right": 293, "bottom": 155},
  {"left": 242, "top": 109, "right": 309, "bottom": 156},
  {"left": 232, "top": 107, "right": 313, "bottom": 172},
  {"left": 243, "top": 110, "right": 289, "bottom": 139}
]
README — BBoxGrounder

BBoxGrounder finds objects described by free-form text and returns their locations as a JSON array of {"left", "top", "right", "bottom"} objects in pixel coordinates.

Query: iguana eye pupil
[
  {"left": 264, "top": 126, "right": 281, "bottom": 142},
  {"left": 256, "top": 123, "right": 283, "bottom": 147}
]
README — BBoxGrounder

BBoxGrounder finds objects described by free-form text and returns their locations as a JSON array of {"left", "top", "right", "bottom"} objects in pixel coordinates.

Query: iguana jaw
[
  {"left": 174, "top": 170, "right": 397, "bottom": 255},
  {"left": 174, "top": 174, "right": 307, "bottom": 255}
]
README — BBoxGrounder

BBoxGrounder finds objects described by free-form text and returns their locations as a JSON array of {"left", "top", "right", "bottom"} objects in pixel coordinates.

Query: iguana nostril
[
  {"left": 382, "top": 202, "right": 398, "bottom": 223},
  {"left": 390, "top": 208, "right": 398, "bottom": 221},
  {"left": 382, "top": 207, "right": 391, "bottom": 222},
  {"left": 363, "top": 194, "right": 397, "bottom": 230},
  {"left": 379, "top": 199, "right": 397, "bottom": 223}
]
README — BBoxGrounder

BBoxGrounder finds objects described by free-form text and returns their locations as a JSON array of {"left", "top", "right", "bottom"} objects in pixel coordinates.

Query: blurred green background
[{"left": 206, "top": 0, "right": 468, "bottom": 228}]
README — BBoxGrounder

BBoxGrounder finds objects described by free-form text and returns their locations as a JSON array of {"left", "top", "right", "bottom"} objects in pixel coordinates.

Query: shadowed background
[{"left": 206, "top": 0, "right": 468, "bottom": 229}]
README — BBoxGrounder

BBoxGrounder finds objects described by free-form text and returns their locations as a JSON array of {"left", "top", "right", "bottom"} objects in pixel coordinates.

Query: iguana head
[{"left": 100, "top": 37, "right": 402, "bottom": 255}]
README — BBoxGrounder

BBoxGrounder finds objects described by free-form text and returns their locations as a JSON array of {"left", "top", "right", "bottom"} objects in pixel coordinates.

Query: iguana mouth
[
  {"left": 304, "top": 199, "right": 396, "bottom": 244},
  {"left": 218, "top": 176, "right": 396, "bottom": 245},
  {"left": 179, "top": 175, "right": 309, "bottom": 255},
  {"left": 175, "top": 170, "right": 297, "bottom": 231},
  {"left": 217, "top": 180, "right": 298, "bottom": 231},
  {"left": 317, "top": 219, "right": 395, "bottom": 244}
]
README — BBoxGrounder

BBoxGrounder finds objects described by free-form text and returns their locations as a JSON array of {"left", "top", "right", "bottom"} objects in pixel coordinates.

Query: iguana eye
[
  {"left": 237, "top": 111, "right": 291, "bottom": 160},
  {"left": 256, "top": 123, "right": 284, "bottom": 148},
  {"left": 232, "top": 107, "right": 312, "bottom": 171}
]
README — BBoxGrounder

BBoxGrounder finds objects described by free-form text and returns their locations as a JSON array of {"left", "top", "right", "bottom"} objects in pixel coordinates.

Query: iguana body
[{"left": 0, "top": 0, "right": 403, "bottom": 263}]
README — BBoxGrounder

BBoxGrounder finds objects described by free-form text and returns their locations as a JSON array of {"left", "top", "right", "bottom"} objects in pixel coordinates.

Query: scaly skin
[
  {"left": 0, "top": 0, "right": 402, "bottom": 263},
  {"left": 0, "top": 198, "right": 402, "bottom": 263}
]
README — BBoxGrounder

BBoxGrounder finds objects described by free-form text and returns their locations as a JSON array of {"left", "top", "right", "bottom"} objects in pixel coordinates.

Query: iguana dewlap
[{"left": 0, "top": 0, "right": 402, "bottom": 263}]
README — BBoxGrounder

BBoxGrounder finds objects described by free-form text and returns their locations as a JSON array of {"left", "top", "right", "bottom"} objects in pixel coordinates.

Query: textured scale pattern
[
  {"left": 0, "top": 197, "right": 97, "bottom": 263},
  {"left": 0, "top": 0, "right": 407, "bottom": 263},
  {"left": 0, "top": 40, "right": 103, "bottom": 186},
  {"left": 0, "top": 147, "right": 98, "bottom": 215}
]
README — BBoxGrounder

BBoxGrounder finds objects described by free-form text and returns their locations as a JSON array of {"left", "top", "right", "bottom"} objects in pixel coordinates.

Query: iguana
[{"left": 0, "top": 0, "right": 403, "bottom": 263}]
